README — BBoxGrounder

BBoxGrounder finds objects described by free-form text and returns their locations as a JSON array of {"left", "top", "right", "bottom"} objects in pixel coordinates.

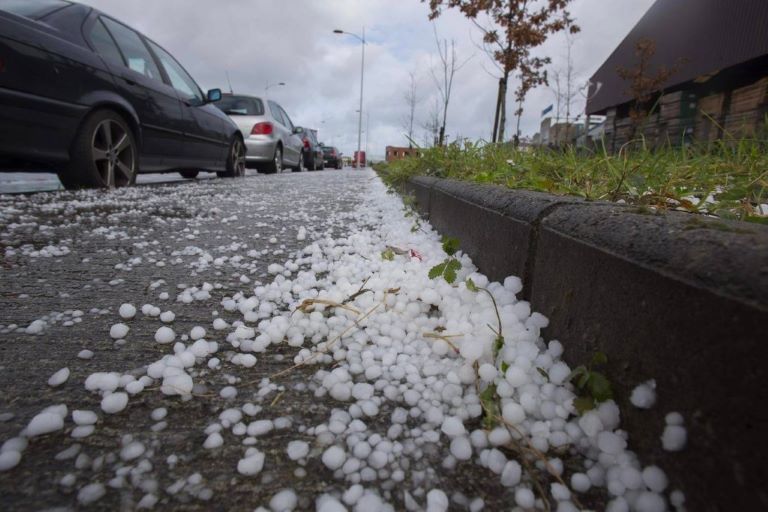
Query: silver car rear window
[{"left": 217, "top": 96, "right": 265, "bottom": 116}]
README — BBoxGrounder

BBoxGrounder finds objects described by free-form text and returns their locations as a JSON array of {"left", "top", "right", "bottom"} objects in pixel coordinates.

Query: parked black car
[
  {"left": 0, "top": 0, "right": 245, "bottom": 188},
  {"left": 296, "top": 127, "right": 324, "bottom": 171},
  {"left": 321, "top": 145, "right": 343, "bottom": 169}
]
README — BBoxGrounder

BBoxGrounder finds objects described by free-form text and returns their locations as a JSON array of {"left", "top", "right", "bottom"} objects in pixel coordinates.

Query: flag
[{"left": 541, "top": 104, "right": 553, "bottom": 117}]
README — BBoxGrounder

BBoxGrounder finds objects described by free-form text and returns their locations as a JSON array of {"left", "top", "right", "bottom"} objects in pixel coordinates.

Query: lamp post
[
  {"left": 264, "top": 81, "right": 285, "bottom": 97},
  {"left": 334, "top": 27, "right": 365, "bottom": 168}
]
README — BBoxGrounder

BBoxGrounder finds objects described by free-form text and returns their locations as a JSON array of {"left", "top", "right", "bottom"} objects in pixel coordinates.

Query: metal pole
[{"left": 356, "top": 27, "right": 365, "bottom": 168}]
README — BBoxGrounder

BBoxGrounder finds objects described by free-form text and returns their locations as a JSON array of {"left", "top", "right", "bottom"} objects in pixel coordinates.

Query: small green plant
[
  {"left": 567, "top": 352, "right": 614, "bottom": 414},
  {"left": 428, "top": 236, "right": 462, "bottom": 283},
  {"left": 381, "top": 248, "right": 395, "bottom": 261}
]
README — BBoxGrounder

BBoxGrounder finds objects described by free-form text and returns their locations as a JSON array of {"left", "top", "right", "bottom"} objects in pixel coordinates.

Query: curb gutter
[{"left": 406, "top": 176, "right": 768, "bottom": 512}]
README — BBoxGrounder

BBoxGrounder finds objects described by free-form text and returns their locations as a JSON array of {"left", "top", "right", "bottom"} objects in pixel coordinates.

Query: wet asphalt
[{"left": 0, "top": 169, "right": 512, "bottom": 511}]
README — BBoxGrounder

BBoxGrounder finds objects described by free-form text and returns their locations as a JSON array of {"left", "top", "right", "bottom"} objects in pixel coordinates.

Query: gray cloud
[{"left": 79, "top": 0, "right": 654, "bottom": 158}]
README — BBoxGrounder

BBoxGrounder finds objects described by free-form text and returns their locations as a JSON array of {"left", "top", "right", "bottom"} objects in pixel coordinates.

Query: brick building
[
  {"left": 586, "top": 0, "right": 768, "bottom": 150},
  {"left": 385, "top": 146, "right": 421, "bottom": 162}
]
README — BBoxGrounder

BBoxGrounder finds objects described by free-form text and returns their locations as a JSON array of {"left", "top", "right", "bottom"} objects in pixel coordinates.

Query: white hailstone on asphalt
[
  {"left": 77, "top": 483, "right": 106, "bottom": 505},
  {"left": 630, "top": 379, "right": 657, "bottom": 409},
  {"left": 101, "top": 392, "right": 128, "bottom": 414},
  {"left": 570, "top": 472, "right": 591, "bottom": 493},
  {"left": 597, "top": 431, "right": 627, "bottom": 455},
  {"left": 72, "top": 410, "right": 97, "bottom": 425},
  {"left": 120, "top": 441, "right": 145, "bottom": 461},
  {"left": 426, "top": 489, "right": 449, "bottom": 512},
  {"left": 151, "top": 408, "right": 167, "bottom": 421},
  {"left": 77, "top": 349, "right": 94, "bottom": 360},
  {"left": 247, "top": 420, "right": 273, "bottom": 437},
  {"left": 287, "top": 440, "right": 310, "bottom": 461},
  {"left": 316, "top": 494, "right": 346, "bottom": 512},
  {"left": 161, "top": 373, "right": 193, "bottom": 396},
  {"left": 220, "top": 386, "right": 238, "bottom": 399},
  {"left": 118, "top": 304, "right": 136, "bottom": 319},
  {"left": 0, "top": 451, "right": 21, "bottom": 471},
  {"left": 25, "top": 411, "right": 64, "bottom": 437},
  {"left": 548, "top": 362, "right": 571, "bottom": 385},
  {"left": 154, "top": 326, "right": 175, "bottom": 344},
  {"left": 204, "top": 433, "right": 224, "bottom": 449},
  {"left": 213, "top": 318, "right": 228, "bottom": 330},
  {"left": 661, "top": 424, "right": 687, "bottom": 451},
  {"left": 502, "top": 402, "right": 526, "bottom": 424},
  {"left": 190, "top": 326, "right": 206, "bottom": 340},
  {"left": 478, "top": 364, "right": 497, "bottom": 382},
  {"left": 642, "top": 465, "right": 668, "bottom": 492},
  {"left": 449, "top": 436, "right": 472, "bottom": 461},
  {"left": 269, "top": 489, "right": 298, "bottom": 512},
  {"left": 160, "top": 311, "right": 175, "bottom": 323},
  {"left": 47, "top": 367, "right": 70, "bottom": 387},
  {"left": 237, "top": 449, "right": 265, "bottom": 476},
  {"left": 440, "top": 416, "right": 466, "bottom": 438},
  {"left": 500, "top": 460, "right": 522, "bottom": 487},
  {"left": 109, "top": 323, "right": 129, "bottom": 339},
  {"left": 321, "top": 446, "right": 346, "bottom": 470},
  {"left": 634, "top": 491, "right": 667, "bottom": 512},
  {"left": 514, "top": 487, "right": 535, "bottom": 508}
]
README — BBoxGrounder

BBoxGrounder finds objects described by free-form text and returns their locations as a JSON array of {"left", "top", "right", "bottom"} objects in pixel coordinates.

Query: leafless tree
[
  {"left": 422, "top": 96, "right": 442, "bottom": 147},
  {"left": 401, "top": 71, "right": 419, "bottom": 147},
  {"left": 550, "top": 31, "right": 580, "bottom": 143},
  {"left": 425, "top": 0, "right": 578, "bottom": 145},
  {"left": 430, "top": 25, "right": 471, "bottom": 146}
]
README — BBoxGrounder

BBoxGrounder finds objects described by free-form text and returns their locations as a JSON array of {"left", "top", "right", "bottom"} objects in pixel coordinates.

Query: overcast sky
[{"left": 79, "top": 0, "right": 655, "bottom": 158}]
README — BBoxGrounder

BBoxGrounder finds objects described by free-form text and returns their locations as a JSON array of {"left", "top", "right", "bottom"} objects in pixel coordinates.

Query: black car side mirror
[
  {"left": 206, "top": 88, "right": 222, "bottom": 103},
  {"left": 293, "top": 127, "right": 304, "bottom": 134}
]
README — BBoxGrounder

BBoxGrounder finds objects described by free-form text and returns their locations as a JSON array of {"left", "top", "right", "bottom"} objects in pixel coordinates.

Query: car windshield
[
  {"left": 216, "top": 96, "right": 265, "bottom": 116},
  {"left": 0, "top": 0, "right": 71, "bottom": 19}
]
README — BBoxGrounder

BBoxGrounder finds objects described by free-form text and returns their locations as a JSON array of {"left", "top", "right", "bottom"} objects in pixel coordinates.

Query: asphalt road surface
[{"left": 0, "top": 169, "right": 508, "bottom": 511}]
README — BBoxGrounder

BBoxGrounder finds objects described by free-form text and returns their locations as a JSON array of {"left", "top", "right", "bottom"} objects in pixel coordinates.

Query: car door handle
[{"left": 121, "top": 76, "right": 137, "bottom": 86}]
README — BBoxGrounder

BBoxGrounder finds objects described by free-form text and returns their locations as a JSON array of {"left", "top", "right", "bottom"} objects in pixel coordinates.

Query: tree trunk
[
  {"left": 498, "top": 76, "right": 508, "bottom": 142},
  {"left": 491, "top": 77, "right": 504, "bottom": 143}
]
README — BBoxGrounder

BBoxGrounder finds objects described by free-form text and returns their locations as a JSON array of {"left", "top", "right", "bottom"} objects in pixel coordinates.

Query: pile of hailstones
[{"left": 4, "top": 181, "right": 686, "bottom": 512}]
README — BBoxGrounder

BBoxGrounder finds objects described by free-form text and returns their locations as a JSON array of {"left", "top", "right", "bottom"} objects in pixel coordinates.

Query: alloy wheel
[
  {"left": 91, "top": 119, "right": 135, "bottom": 188},
  {"left": 232, "top": 138, "right": 246, "bottom": 177}
]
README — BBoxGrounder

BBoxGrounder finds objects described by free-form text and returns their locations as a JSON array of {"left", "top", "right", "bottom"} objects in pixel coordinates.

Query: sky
[{"left": 78, "top": 0, "right": 656, "bottom": 159}]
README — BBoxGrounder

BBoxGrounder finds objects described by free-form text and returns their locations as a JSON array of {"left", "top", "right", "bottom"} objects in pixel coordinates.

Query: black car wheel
[
  {"left": 217, "top": 137, "right": 246, "bottom": 178},
  {"left": 293, "top": 152, "right": 305, "bottom": 172},
  {"left": 179, "top": 170, "right": 199, "bottom": 179},
  {"left": 60, "top": 110, "right": 137, "bottom": 190}
]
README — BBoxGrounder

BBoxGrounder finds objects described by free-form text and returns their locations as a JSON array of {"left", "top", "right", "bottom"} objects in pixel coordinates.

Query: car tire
[
  {"left": 179, "top": 170, "right": 199, "bottom": 179},
  {"left": 292, "top": 152, "right": 305, "bottom": 172},
  {"left": 217, "top": 136, "right": 246, "bottom": 178},
  {"left": 263, "top": 145, "right": 283, "bottom": 174},
  {"left": 59, "top": 109, "right": 137, "bottom": 190}
]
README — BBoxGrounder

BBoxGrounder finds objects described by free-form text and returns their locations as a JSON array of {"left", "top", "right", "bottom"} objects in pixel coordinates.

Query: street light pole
[
  {"left": 264, "top": 81, "right": 285, "bottom": 98},
  {"left": 334, "top": 27, "right": 365, "bottom": 168}
]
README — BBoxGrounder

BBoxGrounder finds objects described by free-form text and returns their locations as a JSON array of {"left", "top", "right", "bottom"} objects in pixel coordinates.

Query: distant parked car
[
  {"left": 0, "top": 0, "right": 245, "bottom": 188},
  {"left": 216, "top": 94, "right": 303, "bottom": 173},
  {"left": 321, "top": 146, "right": 343, "bottom": 169},
  {"left": 296, "top": 128, "right": 325, "bottom": 171}
]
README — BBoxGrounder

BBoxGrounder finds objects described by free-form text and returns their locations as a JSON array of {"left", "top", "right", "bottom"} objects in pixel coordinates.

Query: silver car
[{"left": 216, "top": 94, "right": 303, "bottom": 173}]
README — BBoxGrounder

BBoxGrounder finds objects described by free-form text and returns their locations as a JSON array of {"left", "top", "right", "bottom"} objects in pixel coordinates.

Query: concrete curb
[{"left": 405, "top": 176, "right": 768, "bottom": 511}]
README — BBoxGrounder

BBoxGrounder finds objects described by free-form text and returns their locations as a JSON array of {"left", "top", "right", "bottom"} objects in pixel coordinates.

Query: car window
[
  {"left": 0, "top": 0, "right": 70, "bottom": 19},
  {"left": 216, "top": 96, "right": 265, "bottom": 116},
  {"left": 146, "top": 40, "right": 203, "bottom": 104},
  {"left": 101, "top": 17, "right": 162, "bottom": 82},
  {"left": 268, "top": 101, "right": 285, "bottom": 126},
  {"left": 278, "top": 106, "right": 294, "bottom": 131},
  {"left": 89, "top": 18, "right": 124, "bottom": 65}
]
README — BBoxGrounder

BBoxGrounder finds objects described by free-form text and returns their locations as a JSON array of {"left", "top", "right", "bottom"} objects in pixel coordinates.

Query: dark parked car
[
  {"left": 296, "top": 127, "right": 324, "bottom": 171},
  {"left": 321, "top": 145, "right": 343, "bottom": 169},
  {"left": 0, "top": 0, "right": 245, "bottom": 188}
]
